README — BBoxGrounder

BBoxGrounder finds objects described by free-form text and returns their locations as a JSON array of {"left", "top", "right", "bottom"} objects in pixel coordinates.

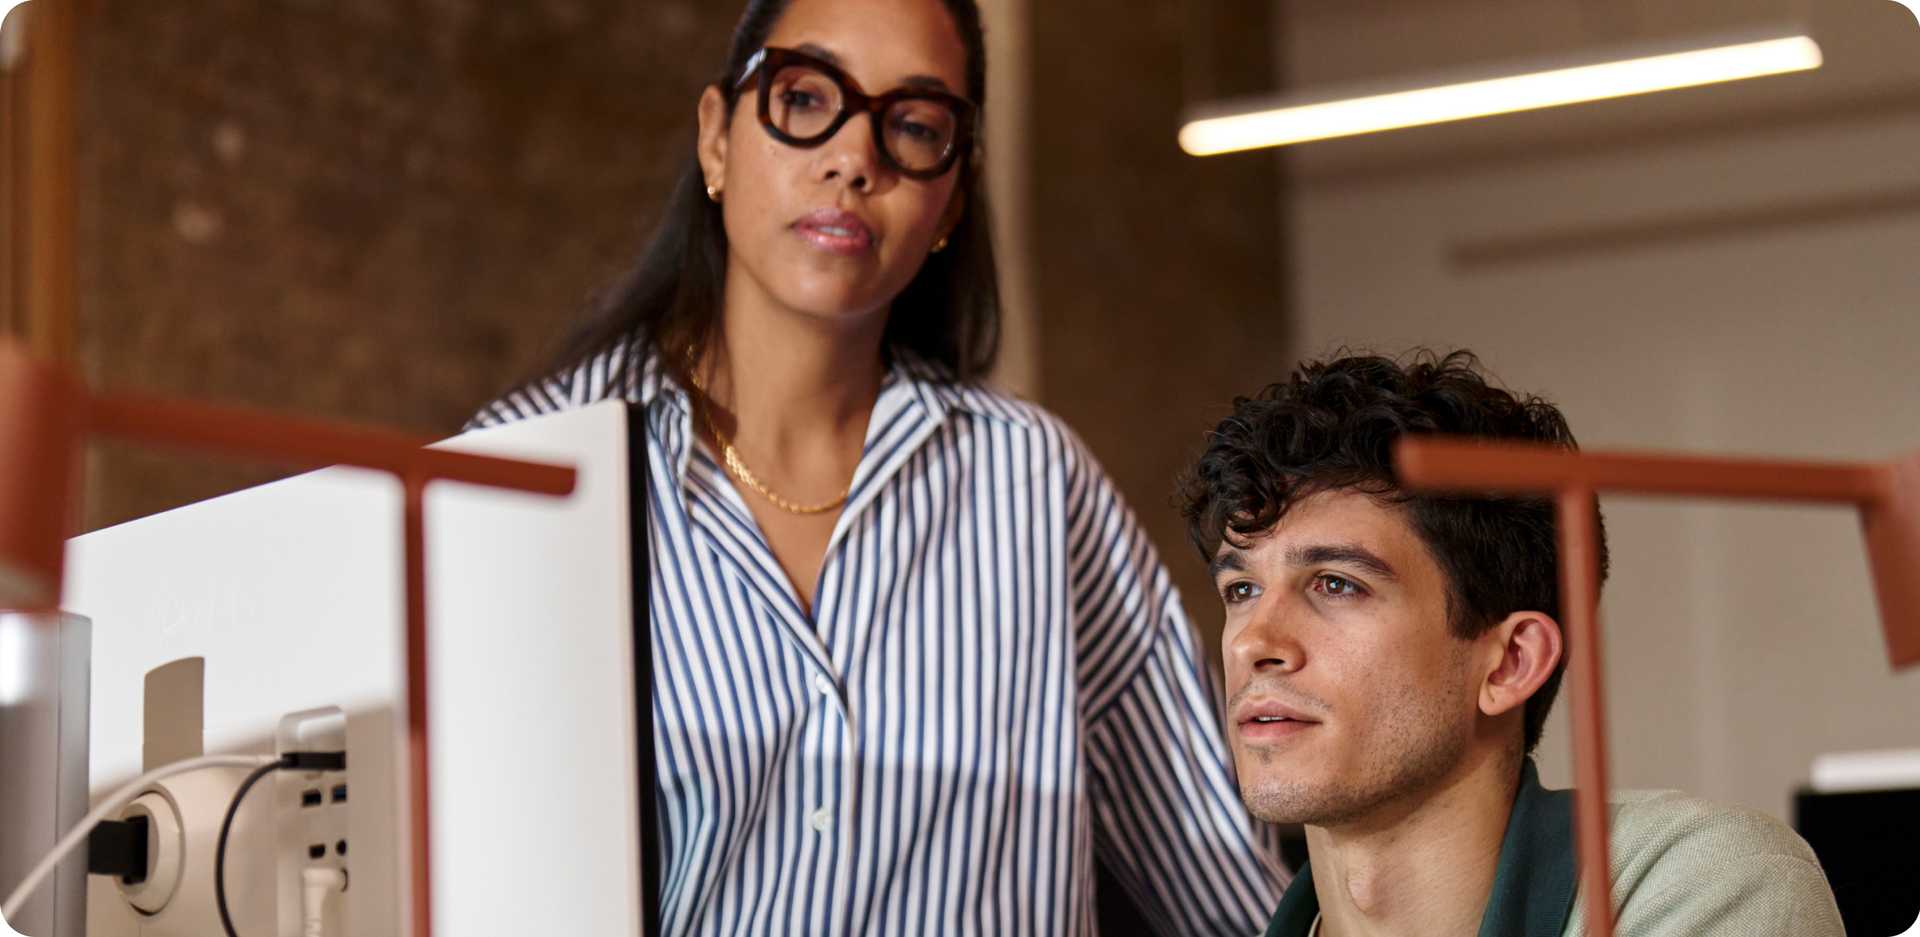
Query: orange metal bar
[
  {"left": 1395, "top": 435, "right": 1920, "bottom": 937},
  {"left": 1557, "top": 487, "right": 1614, "bottom": 937},
  {"left": 1398, "top": 437, "right": 1919, "bottom": 670},
  {"left": 0, "top": 343, "right": 81, "bottom": 607},
  {"left": 87, "top": 391, "right": 575, "bottom": 495},
  {"left": 2, "top": 54, "right": 18, "bottom": 343},
  {"left": 1396, "top": 438, "right": 1888, "bottom": 504},
  {"left": 1864, "top": 454, "right": 1920, "bottom": 668},
  {"left": 22, "top": 0, "right": 75, "bottom": 365}
]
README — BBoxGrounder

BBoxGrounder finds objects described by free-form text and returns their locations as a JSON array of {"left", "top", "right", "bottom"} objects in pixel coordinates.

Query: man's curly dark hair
[{"left": 1175, "top": 349, "right": 1608, "bottom": 755}]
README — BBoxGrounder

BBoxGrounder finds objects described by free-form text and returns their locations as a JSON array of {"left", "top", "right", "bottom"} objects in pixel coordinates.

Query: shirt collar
[
  {"left": 1264, "top": 858, "right": 1320, "bottom": 937},
  {"left": 1476, "top": 758, "right": 1578, "bottom": 937},
  {"left": 634, "top": 345, "right": 1031, "bottom": 430},
  {"left": 1262, "top": 759, "right": 1578, "bottom": 937},
  {"left": 633, "top": 346, "right": 679, "bottom": 413}
]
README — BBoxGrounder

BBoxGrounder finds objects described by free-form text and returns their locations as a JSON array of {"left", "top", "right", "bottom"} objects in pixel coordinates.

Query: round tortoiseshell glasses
[{"left": 733, "top": 46, "right": 978, "bottom": 181}]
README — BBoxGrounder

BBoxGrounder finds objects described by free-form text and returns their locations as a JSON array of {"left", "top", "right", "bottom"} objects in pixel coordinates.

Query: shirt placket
[{"left": 663, "top": 372, "right": 957, "bottom": 929}]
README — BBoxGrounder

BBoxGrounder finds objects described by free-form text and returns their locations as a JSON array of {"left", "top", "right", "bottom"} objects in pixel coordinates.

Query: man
[{"left": 1175, "top": 350, "right": 1844, "bottom": 936}]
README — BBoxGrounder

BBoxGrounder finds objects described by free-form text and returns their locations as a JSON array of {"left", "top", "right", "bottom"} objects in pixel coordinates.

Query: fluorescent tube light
[{"left": 1180, "top": 31, "right": 1822, "bottom": 156}]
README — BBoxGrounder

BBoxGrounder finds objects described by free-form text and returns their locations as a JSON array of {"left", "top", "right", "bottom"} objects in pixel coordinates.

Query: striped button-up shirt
[{"left": 470, "top": 343, "right": 1287, "bottom": 935}]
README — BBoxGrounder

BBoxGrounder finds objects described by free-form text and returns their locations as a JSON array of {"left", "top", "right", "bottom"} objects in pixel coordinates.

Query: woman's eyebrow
[
  {"left": 793, "top": 41, "right": 954, "bottom": 93},
  {"left": 900, "top": 74, "right": 953, "bottom": 92},
  {"left": 794, "top": 41, "right": 842, "bottom": 64}
]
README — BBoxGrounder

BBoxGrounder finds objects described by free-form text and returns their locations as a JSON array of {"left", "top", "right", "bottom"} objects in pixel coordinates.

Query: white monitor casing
[{"left": 64, "top": 400, "right": 647, "bottom": 936}]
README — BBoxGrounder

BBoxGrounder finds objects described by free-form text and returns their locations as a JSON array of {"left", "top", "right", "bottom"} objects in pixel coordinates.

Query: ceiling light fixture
[{"left": 1179, "top": 28, "right": 1822, "bottom": 156}]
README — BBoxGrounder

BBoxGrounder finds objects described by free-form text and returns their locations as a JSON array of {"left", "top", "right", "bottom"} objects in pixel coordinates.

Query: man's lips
[
  {"left": 1232, "top": 698, "right": 1322, "bottom": 742},
  {"left": 793, "top": 209, "right": 875, "bottom": 255}
]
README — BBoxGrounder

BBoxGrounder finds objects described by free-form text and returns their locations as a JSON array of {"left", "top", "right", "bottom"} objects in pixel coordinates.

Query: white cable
[{"left": 2, "top": 753, "right": 279, "bottom": 922}]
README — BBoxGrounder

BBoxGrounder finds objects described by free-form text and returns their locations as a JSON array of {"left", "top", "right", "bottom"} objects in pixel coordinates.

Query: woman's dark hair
[
  {"left": 1174, "top": 349, "right": 1609, "bottom": 755},
  {"left": 541, "top": 0, "right": 997, "bottom": 393}
]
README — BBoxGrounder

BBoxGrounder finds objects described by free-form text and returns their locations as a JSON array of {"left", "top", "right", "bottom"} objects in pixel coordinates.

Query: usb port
[
  {"left": 307, "top": 844, "right": 326, "bottom": 860},
  {"left": 300, "top": 789, "right": 323, "bottom": 808},
  {"left": 331, "top": 784, "right": 347, "bottom": 804}
]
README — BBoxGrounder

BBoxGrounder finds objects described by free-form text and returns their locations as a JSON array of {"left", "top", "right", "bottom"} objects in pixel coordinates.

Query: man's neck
[{"left": 1307, "top": 749, "right": 1522, "bottom": 937}]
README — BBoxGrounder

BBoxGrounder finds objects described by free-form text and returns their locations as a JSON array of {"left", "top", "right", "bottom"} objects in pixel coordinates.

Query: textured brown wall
[
  {"left": 74, "top": 0, "right": 732, "bottom": 530},
  {"left": 70, "top": 0, "right": 1292, "bottom": 622},
  {"left": 1030, "top": 3, "right": 1287, "bottom": 653}
]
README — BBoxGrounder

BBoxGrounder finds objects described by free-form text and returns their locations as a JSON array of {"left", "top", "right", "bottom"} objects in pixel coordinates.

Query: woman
[{"left": 470, "top": 0, "right": 1285, "bottom": 932}]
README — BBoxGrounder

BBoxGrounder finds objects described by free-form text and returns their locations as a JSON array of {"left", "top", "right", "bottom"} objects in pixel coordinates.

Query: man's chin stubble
[
  {"left": 1241, "top": 779, "right": 1376, "bottom": 827},
  {"left": 1242, "top": 729, "right": 1470, "bottom": 827}
]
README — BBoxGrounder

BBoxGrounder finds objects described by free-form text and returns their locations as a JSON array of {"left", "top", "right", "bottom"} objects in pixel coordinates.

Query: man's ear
[
  {"left": 696, "top": 85, "right": 731, "bottom": 196},
  {"left": 1479, "top": 610, "right": 1564, "bottom": 719}
]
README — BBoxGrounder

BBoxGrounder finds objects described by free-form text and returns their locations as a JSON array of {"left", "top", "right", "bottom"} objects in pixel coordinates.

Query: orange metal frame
[
  {"left": 1395, "top": 437, "right": 1920, "bottom": 937},
  {"left": 2, "top": 3, "right": 576, "bottom": 931},
  {"left": 2, "top": 342, "right": 576, "bottom": 937}
]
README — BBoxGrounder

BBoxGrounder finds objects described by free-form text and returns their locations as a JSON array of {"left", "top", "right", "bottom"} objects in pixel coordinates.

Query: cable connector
[
  {"left": 1, "top": 753, "right": 280, "bottom": 924},
  {"left": 85, "top": 816, "right": 150, "bottom": 884},
  {"left": 216, "top": 750, "right": 346, "bottom": 937},
  {"left": 282, "top": 751, "right": 346, "bottom": 772}
]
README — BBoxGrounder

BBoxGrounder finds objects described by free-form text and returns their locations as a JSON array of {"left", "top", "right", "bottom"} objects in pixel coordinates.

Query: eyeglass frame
[{"left": 730, "top": 46, "right": 979, "bottom": 182}]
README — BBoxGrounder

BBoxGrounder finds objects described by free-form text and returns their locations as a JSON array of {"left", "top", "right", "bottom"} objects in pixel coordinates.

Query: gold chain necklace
[{"left": 687, "top": 356, "right": 850, "bottom": 516}]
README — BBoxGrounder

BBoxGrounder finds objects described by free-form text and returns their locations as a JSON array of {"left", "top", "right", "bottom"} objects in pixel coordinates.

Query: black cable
[
  {"left": 215, "top": 752, "right": 347, "bottom": 937},
  {"left": 216, "top": 757, "right": 288, "bottom": 937}
]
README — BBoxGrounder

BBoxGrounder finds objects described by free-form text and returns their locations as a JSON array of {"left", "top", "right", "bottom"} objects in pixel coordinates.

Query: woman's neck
[{"left": 695, "top": 280, "right": 888, "bottom": 473}]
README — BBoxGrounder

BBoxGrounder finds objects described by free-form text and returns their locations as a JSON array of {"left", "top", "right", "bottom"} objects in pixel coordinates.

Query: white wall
[{"left": 1282, "top": 5, "right": 1920, "bottom": 818}]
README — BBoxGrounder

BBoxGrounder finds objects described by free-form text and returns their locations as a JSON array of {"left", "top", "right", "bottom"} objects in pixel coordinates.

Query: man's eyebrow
[
  {"left": 1207, "top": 549, "right": 1247, "bottom": 579},
  {"left": 791, "top": 42, "right": 955, "bottom": 93},
  {"left": 1285, "top": 543, "right": 1399, "bottom": 581}
]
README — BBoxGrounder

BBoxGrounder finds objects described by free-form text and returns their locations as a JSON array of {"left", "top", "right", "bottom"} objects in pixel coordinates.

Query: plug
[
  {"left": 300, "top": 867, "right": 348, "bottom": 937},
  {"left": 86, "top": 816, "right": 151, "bottom": 884},
  {"left": 113, "top": 791, "right": 184, "bottom": 915}
]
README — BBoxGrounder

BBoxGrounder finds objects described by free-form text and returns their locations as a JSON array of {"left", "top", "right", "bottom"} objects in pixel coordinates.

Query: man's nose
[{"left": 1226, "top": 598, "right": 1306, "bottom": 677}]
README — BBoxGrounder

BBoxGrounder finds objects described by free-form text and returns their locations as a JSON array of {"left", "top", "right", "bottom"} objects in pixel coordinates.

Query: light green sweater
[
  {"left": 1565, "top": 786, "right": 1845, "bottom": 937},
  {"left": 1263, "top": 760, "right": 1845, "bottom": 936}
]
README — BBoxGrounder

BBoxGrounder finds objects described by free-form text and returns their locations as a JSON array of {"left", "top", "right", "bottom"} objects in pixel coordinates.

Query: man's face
[{"left": 1215, "top": 488, "right": 1482, "bottom": 828}]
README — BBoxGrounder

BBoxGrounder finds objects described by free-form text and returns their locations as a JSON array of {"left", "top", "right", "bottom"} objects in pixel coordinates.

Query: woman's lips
[{"left": 793, "top": 209, "right": 875, "bottom": 256}]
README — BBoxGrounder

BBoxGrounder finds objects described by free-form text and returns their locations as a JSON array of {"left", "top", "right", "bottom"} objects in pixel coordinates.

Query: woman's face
[{"left": 697, "top": 0, "right": 970, "bottom": 330}]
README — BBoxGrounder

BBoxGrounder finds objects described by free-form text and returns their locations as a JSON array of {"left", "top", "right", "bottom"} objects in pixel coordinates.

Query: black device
[{"left": 1794, "top": 785, "right": 1920, "bottom": 936}]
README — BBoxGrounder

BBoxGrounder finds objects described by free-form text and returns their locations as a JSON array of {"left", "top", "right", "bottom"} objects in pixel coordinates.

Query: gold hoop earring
[
  {"left": 706, "top": 184, "right": 721, "bottom": 202},
  {"left": 932, "top": 235, "right": 949, "bottom": 253}
]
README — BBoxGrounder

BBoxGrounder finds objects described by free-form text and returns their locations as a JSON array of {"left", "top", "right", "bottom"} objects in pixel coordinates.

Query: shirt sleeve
[{"left": 1062, "top": 432, "right": 1290, "bottom": 936}]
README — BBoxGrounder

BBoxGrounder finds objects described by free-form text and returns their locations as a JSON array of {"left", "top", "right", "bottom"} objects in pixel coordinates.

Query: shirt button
[
  {"left": 813, "top": 674, "right": 835, "bottom": 697},
  {"left": 810, "top": 808, "right": 832, "bottom": 833}
]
